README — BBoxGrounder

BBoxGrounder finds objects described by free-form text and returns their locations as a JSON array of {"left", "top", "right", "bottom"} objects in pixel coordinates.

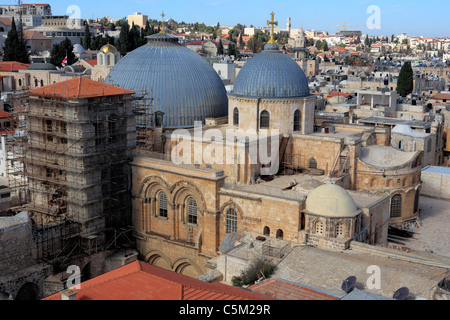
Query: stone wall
[
  {"left": 0, "top": 212, "right": 52, "bottom": 299},
  {"left": 421, "top": 169, "right": 450, "bottom": 200}
]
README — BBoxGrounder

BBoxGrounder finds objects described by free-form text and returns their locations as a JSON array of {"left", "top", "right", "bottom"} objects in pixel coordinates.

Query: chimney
[{"left": 61, "top": 289, "right": 77, "bottom": 301}]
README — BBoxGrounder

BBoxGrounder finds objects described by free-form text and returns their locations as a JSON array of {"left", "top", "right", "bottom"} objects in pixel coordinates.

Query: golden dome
[
  {"left": 100, "top": 44, "right": 117, "bottom": 54},
  {"left": 305, "top": 184, "right": 359, "bottom": 218}
]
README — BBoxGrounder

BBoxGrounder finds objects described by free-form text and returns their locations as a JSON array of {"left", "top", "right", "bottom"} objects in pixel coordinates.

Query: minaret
[{"left": 287, "top": 17, "right": 292, "bottom": 36}]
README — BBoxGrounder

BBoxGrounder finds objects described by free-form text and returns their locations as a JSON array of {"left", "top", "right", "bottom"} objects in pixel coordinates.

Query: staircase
[{"left": 330, "top": 146, "right": 350, "bottom": 178}]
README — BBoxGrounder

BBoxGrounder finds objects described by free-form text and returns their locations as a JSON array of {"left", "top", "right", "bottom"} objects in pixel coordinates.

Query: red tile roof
[
  {"left": 0, "top": 110, "right": 13, "bottom": 118},
  {"left": 23, "top": 30, "right": 48, "bottom": 40},
  {"left": 83, "top": 59, "right": 98, "bottom": 67},
  {"left": 328, "top": 91, "right": 353, "bottom": 98},
  {"left": 0, "top": 61, "right": 30, "bottom": 72},
  {"left": 25, "top": 77, "right": 135, "bottom": 99},
  {"left": 20, "top": 3, "right": 49, "bottom": 6},
  {"left": 0, "top": 17, "right": 13, "bottom": 26},
  {"left": 248, "top": 278, "right": 341, "bottom": 300},
  {"left": 43, "top": 261, "right": 274, "bottom": 301},
  {"left": 430, "top": 93, "right": 450, "bottom": 101}
]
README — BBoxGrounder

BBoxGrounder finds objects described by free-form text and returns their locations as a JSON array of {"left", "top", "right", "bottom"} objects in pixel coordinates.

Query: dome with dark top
[
  {"left": 231, "top": 42, "right": 310, "bottom": 99},
  {"left": 105, "top": 32, "right": 228, "bottom": 128}
]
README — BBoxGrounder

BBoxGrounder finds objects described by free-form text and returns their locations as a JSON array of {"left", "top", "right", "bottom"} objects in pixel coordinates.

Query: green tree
[
  {"left": 231, "top": 258, "right": 276, "bottom": 287},
  {"left": 84, "top": 23, "right": 91, "bottom": 50},
  {"left": 217, "top": 39, "right": 224, "bottom": 55},
  {"left": 322, "top": 41, "right": 329, "bottom": 52},
  {"left": 50, "top": 37, "right": 77, "bottom": 67},
  {"left": 396, "top": 61, "right": 414, "bottom": 97},
  {"left": 2, "top": 18, "right": 29, "bottom": 63},
  {"left": 116, "top": 22, "right": 130, "bottom": 55}
]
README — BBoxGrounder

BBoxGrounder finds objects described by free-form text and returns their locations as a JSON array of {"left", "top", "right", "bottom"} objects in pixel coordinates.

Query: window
[
  {"left": 233, "top": 108, "right": 239, "bottom": 126},
  {"left": 226, "top": 208, "right": 237, "bottom": 234},
  {"left": 293, "top": 110, "right": 301, "bottom": 131},
  {"left": 398, "top": 140, "right": 404, "bottom": 150},
  {"left": 336, "top": 223, "right": 344, "bottom": 237},
  {"left": 427, "top": 139, "right": 432, "bottom": 153},
  {"left": 308, "top": 158, "right": 318, "bottom": 170},
  {"left": 158, "top": 191, "right": 168, "bottom": 218},
  {"left": 263, "top": 226, "right": 270, "bottom": 236},
  {"left": 390, "top": 194, "right": 402, "bottom": 218},
  {"left": 276, "top": 229, "right": 284, "bottom": 240},
  {"left": 187, "top": 197, "right": 198, "bottom": 225},
  {"left": 315, "top": 221, "right": 324, "bottom": 234},
  {"left": 260, "top": 110, "right": 270, "bottom": 129},
  {"left": 414, "top": 190, "right": 420, "bottom": 213}
]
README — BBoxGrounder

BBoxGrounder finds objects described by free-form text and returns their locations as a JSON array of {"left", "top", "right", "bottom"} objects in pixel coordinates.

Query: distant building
[{"left": 127, "top": 12, "right": 148, "bottom": 29}]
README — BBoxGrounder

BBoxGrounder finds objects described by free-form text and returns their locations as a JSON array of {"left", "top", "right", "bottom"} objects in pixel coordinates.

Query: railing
[{"left": 262, "top": 241, "right": 291, "bottom": 259}]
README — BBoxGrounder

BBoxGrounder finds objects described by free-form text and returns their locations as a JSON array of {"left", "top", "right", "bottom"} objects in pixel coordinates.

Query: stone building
[
  {"left": 91, "top": 44, "right": 121, "bottom": 82},
  {"left": 129, "top": 28, "right": 410, "bottom": 278},
  {"left": 0, "top": 211, "right": 51, "bottom": 300},
  {"left": 2, "top": 78, "right": 138, "bottom": 299}
]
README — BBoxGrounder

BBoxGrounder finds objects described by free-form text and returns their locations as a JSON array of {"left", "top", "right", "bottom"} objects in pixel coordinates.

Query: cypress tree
[
  {"left": 2, "top": 18, "right": 29, "bottom": 63},
  {"left": 50, "top": 37, "right": 77, "bottom": 67},
  {"left": 84, "top": 23, "right": 91, "bottom": 50},
  {"left": 396, "top": 61, "right": 414, "bottom": 97},
  {"left": 217, "top": 39, "right": 224, "bottom": 55},
  {"left": 116, "top": 22, "right": 130, "bottom": 55}
]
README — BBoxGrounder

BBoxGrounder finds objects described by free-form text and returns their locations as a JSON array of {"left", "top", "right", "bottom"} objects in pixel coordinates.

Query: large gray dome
[
  {"left": 231, "top": 43, "right": 310, "bottom": 99},
  {"left": 106, "top": 33, "right": 228, "bottom": 128}
]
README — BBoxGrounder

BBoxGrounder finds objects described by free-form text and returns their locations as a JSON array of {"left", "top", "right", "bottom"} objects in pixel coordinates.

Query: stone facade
[{"left": 0, "top": 212, "right": 52, "bottom": 300}]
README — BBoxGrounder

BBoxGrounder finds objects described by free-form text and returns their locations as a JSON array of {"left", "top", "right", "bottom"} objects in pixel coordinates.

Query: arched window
[
  {"left": 308, "top": 158, "right": 318, "bottom": 169},
  {"left": 336, "top": 223, "right": 344, "bottom": 237},
  {"left": 293, "top": 110, "right": 301, "bottom": 131},
  {"left": 34, "top": 79, "right": 38, "bottom": 87},
  {"left": 276, "top": 229, "right": 284, "bottom": 240},
  {"left": 226, "top": 208, "right": 238, "bottom": 234},
  {"left": 233, "top": 107, "right": 239, "bottom": 126},
  {"left": 315, "top": 221, "right": 324, "bottom": 234},
  {"left": 414, "top": 189, "right": 420, "bottom": 213},
  {"left": 18, "top": 79, "right": 22, "bottom": 87},
  {"left": 263, "top": 226, "right": 270, "bottom": 236},
  {"left": 260, "top": 110, "right": 270, "bottom": 129},
  {"left": 187, "top": 197, "right": 198, "bottom": 225},
  {"left": 40, "top": 79, "right": 44, "bottom": 87},
  {"left": 158, "top": 191, "right": 168, "bottom": 218},
  {"left": 390, "top": 194, "right": 402, "bottom": 218}
]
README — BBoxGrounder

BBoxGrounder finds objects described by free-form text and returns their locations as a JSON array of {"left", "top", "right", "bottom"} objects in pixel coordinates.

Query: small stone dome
[
  {"left": 306, "top": 184, "right": 359, "bottom": 218},
  {"left": 73, "top": 44, "right": 85, "bottom": 54},
  {"left": 100, "top": 44, "right": 117, "bottom": 54}
]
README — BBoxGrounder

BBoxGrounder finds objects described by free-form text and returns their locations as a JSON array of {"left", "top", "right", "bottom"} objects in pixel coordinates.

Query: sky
[{"left": 33, "top": 0, "right": 450, "bottom": 37}]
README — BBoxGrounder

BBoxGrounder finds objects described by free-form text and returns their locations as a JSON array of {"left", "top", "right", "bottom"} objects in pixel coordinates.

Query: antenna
[
  {"left": 393, "top": 287, "right": 409, "bottom": 300},
  {"left": 341, "top": 276, "right": 357, "bottom": 293}
]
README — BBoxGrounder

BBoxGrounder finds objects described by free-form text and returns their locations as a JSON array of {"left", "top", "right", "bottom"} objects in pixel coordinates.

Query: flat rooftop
[
  {"left": 358, "top": 116, "right": 430, "bottom": 129},
  {"left": 422, "top": 165, "right": 450, "bottom": 175},
  {"left": 223, "top": 173, "right": 387, "bottom": 208}
]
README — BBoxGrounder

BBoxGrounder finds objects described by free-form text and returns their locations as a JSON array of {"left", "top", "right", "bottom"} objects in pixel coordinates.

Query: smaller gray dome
[
  {"left": 230, "top": 42, "right": 310, "bottom": 99},
  {"left": 73, "top": 44, "right": 85, "bottom": 54},
  {"left": 27, "top": 63, "right": 57, "bottom": 71}
]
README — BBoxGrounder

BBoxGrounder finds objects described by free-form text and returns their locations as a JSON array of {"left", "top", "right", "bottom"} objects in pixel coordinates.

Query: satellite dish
[
  {"left": 341, "top": 276, "right": 357, "bottom": 293},
  {"left": 393, "top": 287, "right": 409, "bottom": 300}
]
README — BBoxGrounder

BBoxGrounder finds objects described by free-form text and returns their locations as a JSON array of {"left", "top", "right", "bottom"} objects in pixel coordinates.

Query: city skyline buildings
[{"left": 43, "top": 0, "right": 450, "bottom": 38}]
